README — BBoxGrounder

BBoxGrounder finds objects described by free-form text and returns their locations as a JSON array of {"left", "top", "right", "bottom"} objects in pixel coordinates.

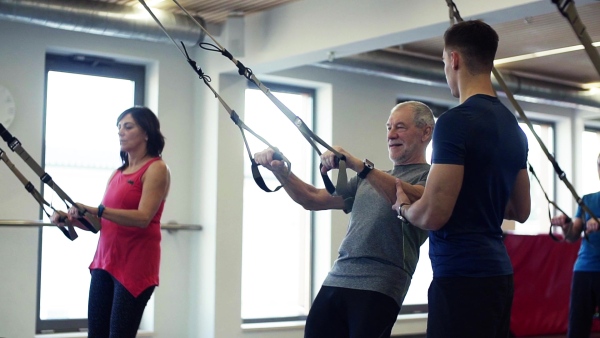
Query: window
[
  {"left": 401, "top": 239, "right": 431, "bottom": 314},
  {"left": 582, "top": 128, "right": 600, "bottom": 195},
  {"left": 38, "top": 54, "right": 144, "bottom": 333},
  {"left": 241, "top": 84, "right": 315, "bottom": 322},
  {"left": 515, "top": 121, "right": 555, "bottom": 234},
  {"left": 397, "top": 99, "right": 445, "bottom": 314}
]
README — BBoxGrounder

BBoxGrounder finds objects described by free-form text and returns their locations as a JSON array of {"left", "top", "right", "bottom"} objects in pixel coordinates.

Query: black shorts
[
  {"left": 427, "top": 274, "right": 514, "bottom": 338},
  {"left": 304, "top": 285, "right": 400, "bottom": 338}
]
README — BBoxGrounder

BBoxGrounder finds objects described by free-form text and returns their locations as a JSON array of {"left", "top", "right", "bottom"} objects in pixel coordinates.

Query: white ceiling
[
  {"left": 398, "top": 1, "right": 600, "bottom": 88},
  {"left": 3, "top": 0, "right": 600, "bottom": 105},
  {"left": 94, "top": 0, "right": 301, "bottom": 25},
  {"left": 105, "top": 0, "right": 600, "bottom": 90}
]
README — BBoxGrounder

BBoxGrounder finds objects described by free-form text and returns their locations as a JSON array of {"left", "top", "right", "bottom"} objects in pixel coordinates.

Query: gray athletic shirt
[{"left": 323, "top": 163, "right": 430, "bottom": 308}]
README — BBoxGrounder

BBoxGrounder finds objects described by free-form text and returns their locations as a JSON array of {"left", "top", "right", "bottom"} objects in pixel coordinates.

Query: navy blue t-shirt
[{"left": 430, "top": 94, "right": 528, "bottom": 278}]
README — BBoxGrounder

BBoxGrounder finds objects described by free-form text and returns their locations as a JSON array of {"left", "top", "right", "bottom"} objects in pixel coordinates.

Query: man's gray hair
[{"left": 393, "top": 101, "right": 435, "bottom": 129}]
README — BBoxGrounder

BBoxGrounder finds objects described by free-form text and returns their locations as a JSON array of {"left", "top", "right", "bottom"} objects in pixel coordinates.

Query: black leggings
[
  {"left": 568, "top": 271, "right": 600, "bottom": 338},
  {"left": 304, "top": 286, "right": 400, "bottom": 338},
  {"left": 88, "top": 269, "right": 155, "bottom": 338}
]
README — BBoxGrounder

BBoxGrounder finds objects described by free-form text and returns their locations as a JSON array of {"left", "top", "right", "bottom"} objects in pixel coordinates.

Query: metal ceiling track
[{"left": 0, "top": 0, "right": 205, "bottom": 45}]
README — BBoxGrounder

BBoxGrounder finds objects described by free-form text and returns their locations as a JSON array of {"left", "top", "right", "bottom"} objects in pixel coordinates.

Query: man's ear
[
  {"left": 422, "top": 125, "right": 433, "bottom": 142},
  {"left": 451, "top": 51, "right": 460, "bottom": 70}
]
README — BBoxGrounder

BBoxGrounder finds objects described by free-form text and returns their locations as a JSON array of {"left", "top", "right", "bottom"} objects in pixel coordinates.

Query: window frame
[
  {"left": 240, "top": 82, "right": 316, "bottom": 324},
  {"left": 36, "top": 53, "right": 145, "bottom": 334},
  {"left": 581, "top": 126, "right": 600, "bottom": 195},
  {"left": 393, "top": 98, "right": 448, "bottom": 315},
  {"left": 516, "top": 118, "right": 557, "bottom": 234}
]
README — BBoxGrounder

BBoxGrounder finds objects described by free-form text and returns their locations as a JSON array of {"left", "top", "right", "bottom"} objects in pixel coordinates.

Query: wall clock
[{"left": 0, "top": 85, "right": 16, "bottom": 128}]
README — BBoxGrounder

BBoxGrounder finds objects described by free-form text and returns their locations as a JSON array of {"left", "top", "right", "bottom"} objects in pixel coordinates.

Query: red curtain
[{"left": 505, "top": 232, "right": 600, "bottom": 336}]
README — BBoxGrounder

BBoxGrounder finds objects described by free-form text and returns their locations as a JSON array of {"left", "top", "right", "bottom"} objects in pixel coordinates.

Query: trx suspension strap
[
  {"left": 446, "top": 0, "right": 600, "bottom": 236},
  {"left": 552, "top": 0, "right": 600, "bottom": 240},
  {"left": 528, "top": 163, "right": 572, "bottom": 241},
  {"left": 0, "top": 147, "right": 78, "bottom": 240},
  {"left": 167, "top": 0, "right": 349, "bottom": 197},
  {"left": 138, "top": 0, "right": 289, "bottom": 193},
  {"left": 552, "top": 0, "right": 600, "bottom": 77},
  {"left": 0, "top": 123, "right": 100, "bottom": 233}
]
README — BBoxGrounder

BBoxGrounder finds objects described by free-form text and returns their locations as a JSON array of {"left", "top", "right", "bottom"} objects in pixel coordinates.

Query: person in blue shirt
[
  {"left": 552, "top": 153, "right": 600, "bottom": 338},
  {"left": 393, "top": 20, "right": 531, "bottom": 338}
]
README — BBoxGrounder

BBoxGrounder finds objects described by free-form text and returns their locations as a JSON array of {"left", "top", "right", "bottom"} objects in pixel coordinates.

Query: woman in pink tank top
[{"left": 51, "top": 106, "right": 171, "bottom": 338}]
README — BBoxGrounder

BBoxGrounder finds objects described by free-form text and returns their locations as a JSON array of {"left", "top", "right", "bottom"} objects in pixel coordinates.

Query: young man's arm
[
  {"left": 395, "top": 163, "right": 463, "bottom": 231},
  {"left": 504, "top": 168, "right": 531, "bottom": 223}
]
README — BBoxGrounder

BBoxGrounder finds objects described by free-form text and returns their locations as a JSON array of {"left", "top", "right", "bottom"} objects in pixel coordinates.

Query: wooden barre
[{"left": 0, "top": 220, "right": 203, "bottom": 231}]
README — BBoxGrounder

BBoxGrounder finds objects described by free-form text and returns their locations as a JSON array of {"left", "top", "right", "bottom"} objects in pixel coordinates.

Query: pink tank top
[{"left": 89, "top": 157, "right": 164, "bottom": 297}]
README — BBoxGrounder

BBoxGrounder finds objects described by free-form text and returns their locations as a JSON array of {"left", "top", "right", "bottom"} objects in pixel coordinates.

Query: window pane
[
  {"left": 241, "top": 87, "right": 313, "bottom": 320},
  {"left": 402, "top": 239, "right": 431, "bottom": 308},
  {"left": 40, "top": 71, "right": 134, "bottom": 320},
  {"left": 403, "top": 140, "right": 433, "bottom": 309},
  {"left": 582, "top": 130, "right": 600, "bottom": 195},
  {"left": 514, "top": 122, "right": 554, "bottom": 234}
]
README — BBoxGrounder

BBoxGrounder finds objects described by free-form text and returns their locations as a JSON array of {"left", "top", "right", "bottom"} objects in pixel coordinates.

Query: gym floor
[
  {"left": 394, "top": 334, "right": 600, "bottom": 338},
  {"left": 531, "top": 335, "right": 600, "bottom": 338}
]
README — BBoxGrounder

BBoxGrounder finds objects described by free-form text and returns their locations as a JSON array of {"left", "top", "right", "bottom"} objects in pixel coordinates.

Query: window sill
[
  {"left": 35, "top": 330, "right": 153, "bottom": 338},
  {"left": 241, "top": 320, "right": 305, "bottom": 332},
  {"left": 241, "top": 313, "right": 428, "bottom": 333}
]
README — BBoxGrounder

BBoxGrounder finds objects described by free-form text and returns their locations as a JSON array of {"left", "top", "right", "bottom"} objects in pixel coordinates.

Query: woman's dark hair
[{"left": 117, "top": 106, "right": 165, "bottom": 170}]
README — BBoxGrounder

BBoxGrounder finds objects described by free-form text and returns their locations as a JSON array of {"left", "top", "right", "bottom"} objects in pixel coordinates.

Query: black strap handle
[
  {"left": 0, "top": 123, "right": 99, "bottom": 233},
  {"left": 0, "top": 147, "right": 79, "bottom": 240},
  {"left": 181, "top": 41, "right": 291, "bottom": 193},
  {"left": 167, "top": 0, "right": 349, "bottom": 196}
]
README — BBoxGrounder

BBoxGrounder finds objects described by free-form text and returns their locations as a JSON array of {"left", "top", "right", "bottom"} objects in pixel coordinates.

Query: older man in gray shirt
[{"left": 254, "top": 101, "right": 435, "bottom": 338}]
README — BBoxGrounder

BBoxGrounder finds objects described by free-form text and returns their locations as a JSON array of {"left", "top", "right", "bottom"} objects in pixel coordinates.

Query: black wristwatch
[{"left": 358, "top": 159, "right": 374, "bottom": 179}]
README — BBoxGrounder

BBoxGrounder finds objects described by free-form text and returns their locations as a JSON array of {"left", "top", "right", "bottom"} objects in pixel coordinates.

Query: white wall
[
  {"left": 0, "top": 19, "right": 200, "bottom": 338},
  {"left": 0, "top": 17, "right": 455, "bottom": 337}
]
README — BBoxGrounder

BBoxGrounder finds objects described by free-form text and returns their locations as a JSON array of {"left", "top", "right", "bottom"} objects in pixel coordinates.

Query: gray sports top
[{"left": 323, "top": 163, "right": 430, "bottom": 307}]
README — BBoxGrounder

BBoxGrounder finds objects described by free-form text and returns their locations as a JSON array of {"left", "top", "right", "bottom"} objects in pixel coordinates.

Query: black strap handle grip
[
  {"left": 78, "top": 213, "right": 100, "bottom": 234},
  {"left": 56, "top": 215, "right": 79, "bottom": 241},
  {"left": 251, "top": 150, "right": 288, "bottom": 193}
]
